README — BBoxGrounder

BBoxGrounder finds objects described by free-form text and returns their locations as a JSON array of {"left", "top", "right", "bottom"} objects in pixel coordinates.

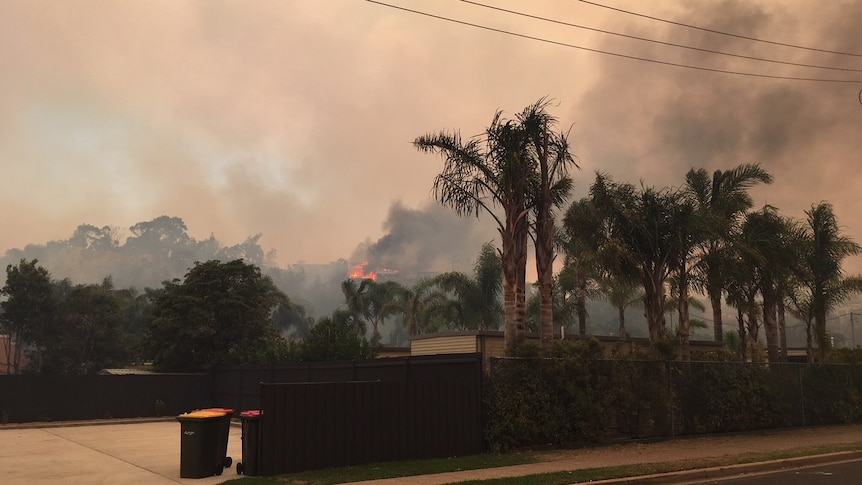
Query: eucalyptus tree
[
  {"left": 0, "top": 259, "right": 58, "bottom": 374},
  {"left": 685, "top": 164, "right": 773, "bottom": 342},
  {"left": 799, "top": 202, "right": 862, "bottom": 361},
  {"left": 415, "top": 105, "right": 535, "bottom": 352}
]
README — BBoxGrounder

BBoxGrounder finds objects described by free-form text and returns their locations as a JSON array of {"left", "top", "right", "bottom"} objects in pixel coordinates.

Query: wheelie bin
[
  {"left": 176, "top": 410, "right": 229, "bottom": 478},
  {"left": 195, "top": 407, "right": 235, "bottom": 474},
  {"left": 235, "top": 410, "right": 261, "bottom": 476}
]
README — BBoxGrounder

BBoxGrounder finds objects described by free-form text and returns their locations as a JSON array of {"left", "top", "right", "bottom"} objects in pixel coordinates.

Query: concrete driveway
[{"left": 0, "top": 420, "right": 243, "bottom": 485}]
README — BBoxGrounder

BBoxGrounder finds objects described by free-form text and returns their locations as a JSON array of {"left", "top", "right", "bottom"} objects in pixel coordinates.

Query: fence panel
[
  {"left": 257, "top": 354, "right": 483, "bottom": 475},
  {"left": 0, "top": 373, "right": 211, "bottom": 423}
]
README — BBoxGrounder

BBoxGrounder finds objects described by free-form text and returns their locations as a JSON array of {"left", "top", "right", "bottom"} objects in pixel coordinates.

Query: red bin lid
[{"left": 240, "top": 410, "right": 261, "bottom": 418}]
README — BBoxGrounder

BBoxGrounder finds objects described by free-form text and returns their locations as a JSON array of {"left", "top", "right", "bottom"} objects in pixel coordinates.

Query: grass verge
[{"left": 219, "top": 442, "right": 862, "bottom": 485}]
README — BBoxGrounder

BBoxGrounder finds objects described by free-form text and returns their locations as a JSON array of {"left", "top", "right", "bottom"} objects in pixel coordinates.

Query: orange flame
[{"left": 349, "top": 262, "right": 377, "bottom": 281}]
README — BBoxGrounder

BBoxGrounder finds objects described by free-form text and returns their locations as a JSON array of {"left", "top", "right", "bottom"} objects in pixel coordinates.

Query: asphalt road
[{"left": 690, "top": 459, "right": 862, "bottom": 485}]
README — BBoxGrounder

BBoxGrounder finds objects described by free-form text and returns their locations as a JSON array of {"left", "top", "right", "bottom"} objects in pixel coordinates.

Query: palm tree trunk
[
  {"left": 618, "top": 305, "right": 626, "bottom": 338},
  {"left": 815, "top": 313, "right": 829, "bottom": 362},
  {"left": 737, "top": 307, "right": 747, "bottom": 361},
  {"left": 778, "top": 298, "right": 788, "bottom": 362},
  {"left": 678, "top": 261, "right": 691, "bottom": 362},
  {"left": 643, "top": 268, "right": 666, "bottom": 341},
  {"left": 710, "top": 291, "right": 723, "bottom": 342},
  {"left": 762, "top": 283, "right": 780, "bottom": 364},
  {"left": 577, "top": 274, "right": 587, "bottom": 335}
]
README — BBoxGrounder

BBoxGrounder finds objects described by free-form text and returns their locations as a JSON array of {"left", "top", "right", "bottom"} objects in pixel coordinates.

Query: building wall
[{"left": 411, "top": 335, "right": 477, "bottom": 356}]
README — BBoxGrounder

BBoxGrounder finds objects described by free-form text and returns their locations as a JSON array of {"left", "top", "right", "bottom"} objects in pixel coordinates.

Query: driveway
[{"left": 0, "top": 420, "right": 243, "bottom": 485}]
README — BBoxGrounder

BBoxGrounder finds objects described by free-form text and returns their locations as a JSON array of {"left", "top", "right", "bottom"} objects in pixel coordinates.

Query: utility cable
[
  {"left": 365, "top": 0, "right": 862, "bottom": 83},
  {"left": 462, "top": 0, "right": 862, "bottom": 73},
  {"left": 577, "top": 0, "right": 862, "bottom": 58}
]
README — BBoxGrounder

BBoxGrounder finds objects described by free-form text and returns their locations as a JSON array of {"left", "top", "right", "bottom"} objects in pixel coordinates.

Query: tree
[
  {"left": 415, "top": 104, "right": 536, "bottom": 353},
  {"left": 685, "top": 164, "right": 773, "bottom": 342},
  {"left": 389, "top": 278, "right": 448, "bottom": 336},
  {"left": 596, "top": 273, "right": 641, "bottom": 338},
  {"left": 340, "top": 278, "right": 371, "bottom": 336},
  {"left": 299, "top": 314, "right": 376, "bottom": 361},
  {"left": 433, "top": 242, "right": 503, "bottom": 331},
  {"left": 144, "top": 259, "right": 286, "bottom": 371},
  {"left": 520, "top": 98, "right": 578, "bottom": 354},
  {"left": 43, "top": 284, "right": 128, "bottom": 374},
  {"left": 0, "top": 259, "right": 58, "bottom": 374},
  {"left": 589, "top": 174, "right": 687, "bottom": 342},
  {"left": 739, "top": 207, "right": 803, "bottom": 363},
  {"left": 799, "top": 202, "right": 862, "bottom": 361},
  {"left": 363, "top": 280, "right": 403, "bottom": 345},
  {"left": 560, "top": 198, "right": 618, "bottom": 336}
]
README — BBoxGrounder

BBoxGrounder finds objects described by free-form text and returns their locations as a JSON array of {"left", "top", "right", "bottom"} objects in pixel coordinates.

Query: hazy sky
[{"left": 2, "top": 0, "right": 861, "bottom": 274}]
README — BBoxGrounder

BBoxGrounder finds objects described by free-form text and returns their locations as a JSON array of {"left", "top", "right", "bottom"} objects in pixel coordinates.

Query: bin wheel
[
  {"left": 224, "top": 456, "right": 233, "bottom": 468},
  {"left": 236, "top": 462, "right": 244, "bottom": 475}
]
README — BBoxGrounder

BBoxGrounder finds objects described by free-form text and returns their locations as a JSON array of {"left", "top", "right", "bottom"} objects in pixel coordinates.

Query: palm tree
[
  {"left": 589, "top": 174, "right": 687, "bottom": 342},
  {"left": 685, "top": 164, "right": 773, "bottom": 343},
  {"left": 434, "top": 242, "right": 504, "bottom": 331},
  {"left": 596, "top": 273, "right": 641, "bottom": 338},
  {"left": 799, "top": 202, "right": 862, "bottom": 361},
  {"left": 389, "top": 278, "right": 447, "bottom": 337},
  {"left": 520, "top": 99, "right": 578, "bottom": 354},
  {"left": 363, "top": 280, "right": 404, "bottom": 345},
  {"left": 739, "top": 207, "right": 803, "bottom": 363},
  {"left": 340, "top": 278, "right": 371, "bottom": 336},
  {"left": 415, "top": 108, "right": 535, "bottom": 353},
  {"left": 560, "top": 198, "right": 609, "bottom": 336}
]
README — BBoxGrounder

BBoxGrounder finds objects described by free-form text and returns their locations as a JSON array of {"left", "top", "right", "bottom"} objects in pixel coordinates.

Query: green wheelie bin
[
  {"left": 176, "top": 410, "right": 229, "bottom": 478},
  {"left": 236, "top": 410, "right": 261, "bottom": 476},
  {"left": 195, "top": 407, "right": 235, "bottom": 475}
]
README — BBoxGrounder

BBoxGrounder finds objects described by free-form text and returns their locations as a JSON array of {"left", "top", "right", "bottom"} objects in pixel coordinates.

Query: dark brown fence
[
  {"left": 256, "top": 354, "right": 484, "bottom": 475},
  {"left": 212, "top": 354, "right": 481, "bottom": 412},
  {"left": 0, "top": 373, "right": 212, "bottom": 423}
]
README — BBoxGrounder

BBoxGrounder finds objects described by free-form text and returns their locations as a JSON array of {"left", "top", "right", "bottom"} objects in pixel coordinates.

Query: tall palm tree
[
  {"left": 520, "top": 99, "right": 578, "bottom": 354},
  {"left": 560, "top": 199, "right": 606, "bottom": 335},
  {"left": 739, "top": 207, "right": 803, "bottom": 363},
  {"left": 800, "top": 202, "right": 862, "bottom": 361},
  {"left": 415, "top": 109, "right": 535, "bottom": 353},
  {"left": 685, "top": 164, "right": 773, "bottom": 343}
]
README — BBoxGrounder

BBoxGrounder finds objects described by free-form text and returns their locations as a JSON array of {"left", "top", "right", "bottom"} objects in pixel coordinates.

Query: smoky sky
[{"left": 1, "top": 0, "right": 861, "bottom": 280}]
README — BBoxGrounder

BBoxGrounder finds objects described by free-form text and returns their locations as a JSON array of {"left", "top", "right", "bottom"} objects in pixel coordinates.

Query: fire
[{"left": 349, "top": 261, "right": 377, "bottom": 281}]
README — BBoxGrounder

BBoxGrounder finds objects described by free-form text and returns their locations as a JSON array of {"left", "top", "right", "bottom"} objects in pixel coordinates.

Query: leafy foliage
[{"left": 144, "top": 259, "right": 286, "bottom": 371}]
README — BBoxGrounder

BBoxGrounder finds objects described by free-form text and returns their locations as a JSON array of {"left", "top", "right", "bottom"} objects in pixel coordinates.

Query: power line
[
  {"left": 577, "top": 0, "right": 862, "bottom": 58},
  {"left": 462, "top": 0, "right": 862, "bottom": 73},
  {"left": 365, "top": 1, "right": 862, "bottom": 84}
]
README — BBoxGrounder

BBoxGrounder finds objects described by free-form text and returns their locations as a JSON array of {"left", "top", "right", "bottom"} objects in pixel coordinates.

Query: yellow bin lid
[{"left": 178, "top": 410, "right": 227, "bottom": 419}]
